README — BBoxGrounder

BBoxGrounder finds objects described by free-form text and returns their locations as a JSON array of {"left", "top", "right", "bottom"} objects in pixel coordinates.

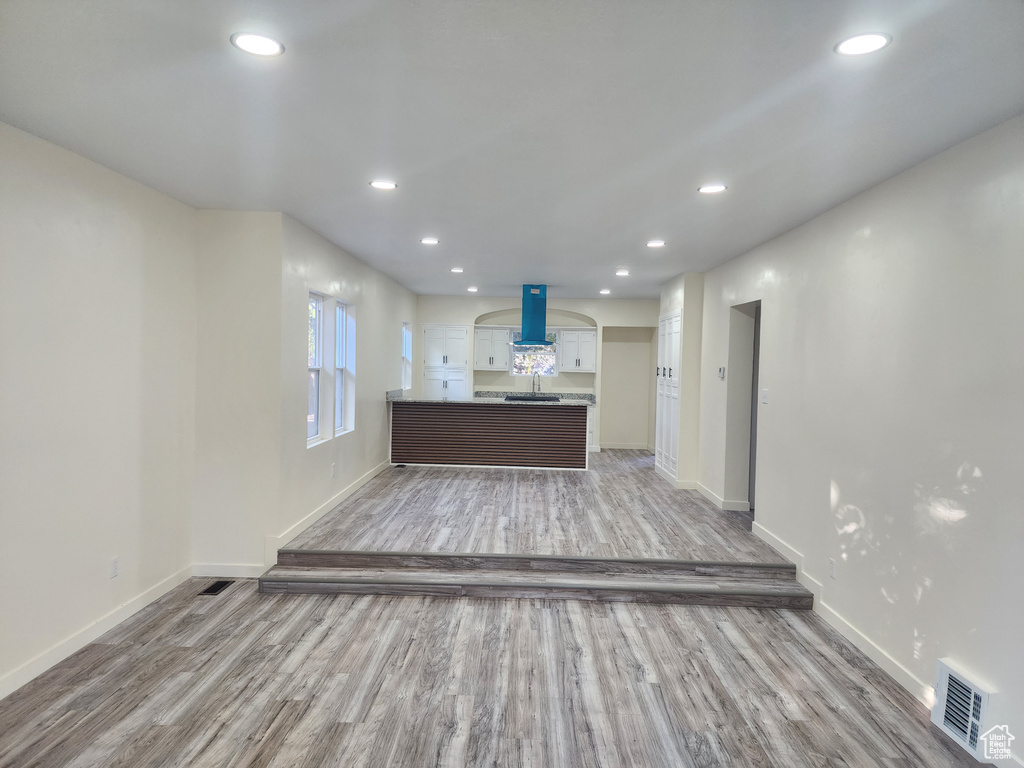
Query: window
[
  {"left": 307, "top": 293, "right": 323, "bottom": 440},
  {"left": 335, "top": 301, "right": 355, "bottom": 434},
  {"left": 401, "top": 321, "right": 413, "bottom": 390},
  {"left": 511, "top": 330, "right": 558, "bottom": 376}
]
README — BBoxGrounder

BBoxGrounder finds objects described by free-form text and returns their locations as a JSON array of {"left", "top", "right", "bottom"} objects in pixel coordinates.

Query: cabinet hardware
[
  {"left": 656, "top": 366, "right": 661, "bottom": 376},
  {"left": 669, "top": 367, "right": 673, "bottom": 377}
]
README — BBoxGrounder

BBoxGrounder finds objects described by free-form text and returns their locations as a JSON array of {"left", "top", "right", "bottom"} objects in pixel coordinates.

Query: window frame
[
  {"left": 401, "top": 321, "right": 413, "bottom": 391},
  {"left": 509, "top": 329, "right": 559, "bottom": 377},
  {"left": 334, "top": 300, "right": 355, "bottom": 436},
  {"left": 307, "top": 293, "right": 324, "bottom": 443}
]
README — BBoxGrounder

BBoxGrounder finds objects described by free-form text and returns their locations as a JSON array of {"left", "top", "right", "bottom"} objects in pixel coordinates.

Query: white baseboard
[
  {"left": 695, "top": 483, "right": 751, "bottom": 512},
  {"left": 752, "top": 521, "right": 933, "bottom": 709},
  {"left": 588, "top": 445, "right": 601, "bottom": 453},
  {"left": 814, "top": 597, "right": 933, "bottom": 708},
  {"left": 654, "top": 463, "right": 698, "bottom": 489},
  {"left": 192, "top": 563, "right": 266, "bottom": 578},
  {"left": 752, "top": 522, "right": 804, "bottom": 571},
  {"left": 0, "top": 565, "right": 192, "bottom": 701},
  {"left": 601, "top": 442, "right": 649, "bottom": 450},
  {"left": 263, "top": 459, "right": 391, "bottom": 565}
]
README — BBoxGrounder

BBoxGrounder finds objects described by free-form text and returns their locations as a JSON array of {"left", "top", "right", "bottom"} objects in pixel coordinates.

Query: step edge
[
  {"left": 258, "top": 575, "right": 812, "bottom": 598},
  {"left": 276, "top": 549, "right": 795, "bottom": 571}
]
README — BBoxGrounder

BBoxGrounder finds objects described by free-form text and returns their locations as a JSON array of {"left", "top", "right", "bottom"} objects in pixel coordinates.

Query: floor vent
[
  {"left": 198, "top": 580, "right": 233, "bottom": 596},
  {"left": 930, "top": 658, "right": 995, "bottom": 761}
]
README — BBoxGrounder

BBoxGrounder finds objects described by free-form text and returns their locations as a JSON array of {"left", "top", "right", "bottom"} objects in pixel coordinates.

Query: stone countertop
[
  {"left": 389, "top": 396, "right": 590, "bottom": 406},
  {"left": 386, "top": 389, "right": 595, "bottom": 405}
]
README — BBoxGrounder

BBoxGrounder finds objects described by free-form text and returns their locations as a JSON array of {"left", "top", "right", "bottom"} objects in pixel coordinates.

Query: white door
[
  {"left": 423, "top": 326, "right": 446, "bottom": 366},
  {"left": 655, "top": 313, "right": 680, "bottom": 475},
  {"left": 445, "top": 368, "right": 469, "bottom": 400},
  {"left": 561, "top": 331, "right": 579, "bottom": 371},
  {"left": 445, "top": 326, "right": 469, "bottom": 367},
  {"left": 423, "top": 365, "right": 446, "bottom": 399},
  {"left": 474, "top": 329, "right": 493, "bottom": 369},
  {"left": 577, "top": 330, "right": 597, "bottom": 372},
  {"left": 491, "top": 328, "right": 510, "bottom": 369}
]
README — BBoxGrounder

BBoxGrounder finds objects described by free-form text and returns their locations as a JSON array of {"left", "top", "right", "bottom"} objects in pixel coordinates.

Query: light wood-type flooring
[
  {"left": 288, "top": 450, "right": 783, "bottom": 563},
  {"left": 0, "top": 579, "right": 975, "bottom": 768}
]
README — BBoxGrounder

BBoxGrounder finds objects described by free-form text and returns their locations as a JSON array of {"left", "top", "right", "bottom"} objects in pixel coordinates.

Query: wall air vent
[{"left": 930, "top": 658, "right": 995, "bottom": 761}]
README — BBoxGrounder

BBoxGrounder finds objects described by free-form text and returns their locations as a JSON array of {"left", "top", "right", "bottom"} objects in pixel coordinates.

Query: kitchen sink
[{"left": 504, "top": 394, "right": 560, "bottom": 402}]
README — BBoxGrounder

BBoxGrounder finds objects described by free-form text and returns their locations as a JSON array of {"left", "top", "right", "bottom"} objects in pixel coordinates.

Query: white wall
[
  {"left": 693, "top": 114, "right": 1024, "bottom": 735},
  {"left": 600, "top": 327, "right": 656, "bottom": 449},
  {"left": 0, "top": 122, "right": 197, "bottom": 695},
  {"left": 192, "top": 212, "right": 284, "bottom": 572},
  {"left": 191, "top": 213, "right": 417, "bottom": 569},
  {"left": 275, "top": 216, "right": 416, "bottom": 552}
]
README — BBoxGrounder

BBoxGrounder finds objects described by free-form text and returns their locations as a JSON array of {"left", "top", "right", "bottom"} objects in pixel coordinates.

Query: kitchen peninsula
[{"left": 388, "top": 391, "right": 593, "bottom": 469}]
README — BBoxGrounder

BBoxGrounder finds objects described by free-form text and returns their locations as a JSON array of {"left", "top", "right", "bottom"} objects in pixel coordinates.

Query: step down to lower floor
[
  {"left": 275, "top": 548, "right": 798, "bottom": 580},
  {"left": 259, "top": 559, "right": 813, "bottom": 610}
]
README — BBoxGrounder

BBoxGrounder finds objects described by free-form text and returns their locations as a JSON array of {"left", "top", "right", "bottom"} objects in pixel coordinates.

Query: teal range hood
[{"left": 514, "top": 284, "right": 553, "bottom": 346}]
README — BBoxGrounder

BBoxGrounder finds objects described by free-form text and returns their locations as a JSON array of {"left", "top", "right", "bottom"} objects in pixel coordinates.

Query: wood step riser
[
  {"left": 276, "top": 550, "right": 797, "bottom": 580},
  {"left": 258, "top": 579, "right": 813, "bottom": 609}
]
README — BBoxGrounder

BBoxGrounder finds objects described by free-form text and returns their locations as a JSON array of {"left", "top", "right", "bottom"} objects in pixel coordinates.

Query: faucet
[{"left": 532, "top": 372, "right": 541, "bottom": 394}]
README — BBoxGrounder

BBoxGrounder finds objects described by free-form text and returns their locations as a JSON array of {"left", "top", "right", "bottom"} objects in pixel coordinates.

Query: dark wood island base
[{"left": 390, "top": 400, "right": 588, "bottom": 469}]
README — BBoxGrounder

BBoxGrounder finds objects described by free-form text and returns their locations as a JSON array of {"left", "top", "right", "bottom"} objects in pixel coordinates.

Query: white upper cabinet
[
  {"left": 474, "top": 328, "right": 510, "bottom": 370},
  {"left": 422, "top": 325, "right": 471, "bottom": 400},
  {"left": 424, "top": 325, "right": 469, "bottom": 367},
  {"left": 560, "top": 329, "right": 597, "bottom": 372}
]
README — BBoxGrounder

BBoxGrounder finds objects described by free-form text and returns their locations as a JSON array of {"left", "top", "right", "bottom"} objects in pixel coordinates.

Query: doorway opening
[{"left": 723, "top": 300, "right": 761, "bottom": 525}]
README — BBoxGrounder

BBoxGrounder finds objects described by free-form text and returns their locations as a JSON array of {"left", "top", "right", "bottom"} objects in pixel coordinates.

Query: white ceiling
[{"left": 2, "top": 1, "right": 1023, "bottom": 299}]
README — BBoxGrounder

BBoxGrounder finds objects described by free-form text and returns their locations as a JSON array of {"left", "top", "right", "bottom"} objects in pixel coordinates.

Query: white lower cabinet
[{"left": 424, "top": 365, "right": 469, "bottom": 400}]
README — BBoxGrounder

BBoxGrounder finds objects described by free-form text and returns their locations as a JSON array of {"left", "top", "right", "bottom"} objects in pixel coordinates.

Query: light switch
[
  {"left": 761, "top": 388, "right": 769, "bottom": 404},
  {"left": 718, "top": 366, "right": 725, "bottom": 379}
]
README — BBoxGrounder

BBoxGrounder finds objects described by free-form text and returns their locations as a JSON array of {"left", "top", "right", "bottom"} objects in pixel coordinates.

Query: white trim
[
  {"left": 0, "top": 565, "right": 192, "bottom": 700},
  {"left": 655, "top": 463, "right": 698, "bottom": 489},
  {"left": 263, "top": 459, "right": 391, "bottom": 565},
  {"left": 696, "top": 481, "right": 725, "bottom": 507},
  {"left": 601, "top": 442, "right": 649, "bottom": 450},
  {"left": 751, "top": 520, "right": 935, "bottom": 709}
]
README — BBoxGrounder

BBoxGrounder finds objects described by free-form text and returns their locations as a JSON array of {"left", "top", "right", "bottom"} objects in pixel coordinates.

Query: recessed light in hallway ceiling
[
  {"left": 698, "top": 184, "right": 727, "bottom": 194},
  {"left": 646, "top": 240, "right": 665, "bottom": 248},
  {"left": 369, "top": 180, "right": 397, "bottom": 190},
  {"left": 616, "top": 268, "right": 630, "bottom": 276},
  {"left": 229, "top": 33, "right": 284, "bottom": 57},
  {"left": 450, "top": 267, "right": 464, "bottom": 273},
  {"left": 467, "top": 286, "right": 478, "bottom": 292},
  {"left": 420, "top": 237, "right": 439, "bottom": 245},
  {"left": 599, "top": 289, "right": 611, "bottom": 295},
  {"left": 835, "top": 33, "right": 892, "bottom": 56}
]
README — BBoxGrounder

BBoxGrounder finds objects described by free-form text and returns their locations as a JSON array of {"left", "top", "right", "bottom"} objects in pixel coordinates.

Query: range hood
[{"left": 514, "top": 284, "right": 554, "bottom": 346}]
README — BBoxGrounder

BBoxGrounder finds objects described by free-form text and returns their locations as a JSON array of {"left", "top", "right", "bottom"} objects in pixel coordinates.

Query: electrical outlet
[
  {"left": 761, "top": 388, "right": 769, "bottom": 404},
  {"left": 828, "top": 557, "right": 836, "bottom": 579},
  {"left": 109, "top": 556, "right": 119, "bottom": 579},
  {"left": 331, "top": 462, "right": 336, "bottom": 478}
]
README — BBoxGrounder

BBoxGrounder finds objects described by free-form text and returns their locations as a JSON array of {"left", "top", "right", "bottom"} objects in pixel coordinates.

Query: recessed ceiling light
[
  {"left": 646, "top": 240, "right": 666, "bottom": 248},
  {"left": 420, "top": 237, "right": 439, "bottom": 245},
  {"left": 230, "top": 33, "right": 284, "bottom": 57},
  {"left": 467, "top": 286, "right": 478, "bottom": 292},
  {"left": 698, "top": 184, "right": 727, "bottom": 194},
  {"left": 616, "top": 268, "right": 630, "bottom": 277},
  {"left": 835, "top": 33, "right": 891, "bottom": 56},
  {"left": 600, "top": 289, "right": 611, "bottom": 295},
  {"left": 450, "top": 267, "right": 464, "bottom": 273},
  {"left": 369, "top": 180, "right": 397, "bottom": 190}
]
